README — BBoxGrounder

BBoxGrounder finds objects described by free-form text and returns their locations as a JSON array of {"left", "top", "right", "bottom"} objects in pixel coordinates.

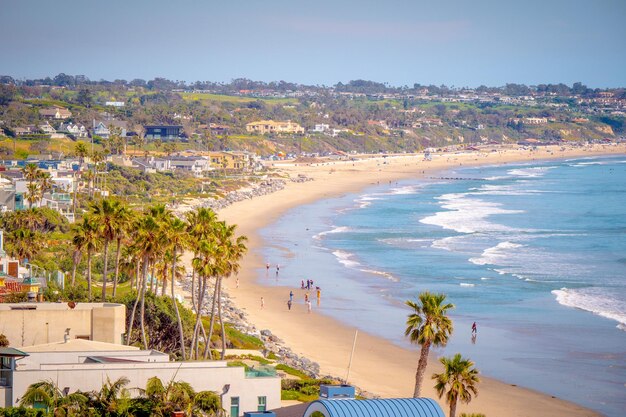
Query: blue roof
[{"left": 303, "top": 398, "right": 445, "bottom": 417}]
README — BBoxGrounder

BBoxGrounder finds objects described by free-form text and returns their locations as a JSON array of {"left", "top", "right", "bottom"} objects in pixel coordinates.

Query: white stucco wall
[
  {"left": 0, "top": 303, "right": 126, "bottom": 347},
  {"left": 11, "top": 361, "right": 280, "bottom": 415}
]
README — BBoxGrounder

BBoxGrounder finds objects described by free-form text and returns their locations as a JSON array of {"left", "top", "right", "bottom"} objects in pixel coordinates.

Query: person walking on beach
[
  {"left": 306, "top": 300, "right": 312, "bottom": 313},
  {"left": 472, "top": 321, "right": 477, "bottom": 334},
  {"left": 261, "top": 297, "right": 264, "bottom": 309},
  {"left": 276, "top": 265, "right": 280, "bottom": 277},
  {"left": 289, "top": 290, "right": 293, "bottom": 302},
  {"left": 316, "top": 288, "right": 321, "bottom": 305},
  {"left": 236, "top": 277, "right": 239, "bottom": 288},
  {"left": 304, "top": 292, "right": 309, "bottom": 302},
  {"left": 301, "top": 280, "right": 305, "bottom": 289},
  {"left": 287, "top": 299, "right": 292, "bottom": 310}
]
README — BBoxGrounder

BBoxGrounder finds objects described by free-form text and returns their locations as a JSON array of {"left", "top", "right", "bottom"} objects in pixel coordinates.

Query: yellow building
[
  {"left": 209, "top": 151, "right": 250, "bottom": 170},
  {"left": 246, "top": 120, "right": 304, "bottom": 135}
]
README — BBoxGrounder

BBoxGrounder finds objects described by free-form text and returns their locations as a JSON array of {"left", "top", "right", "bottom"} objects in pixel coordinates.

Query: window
[
  {"left": 230, "top": 396, "right": 239, "bottom": 417},
  {"left": 257, "top": 396, "right": 266, "bottom": 411}
]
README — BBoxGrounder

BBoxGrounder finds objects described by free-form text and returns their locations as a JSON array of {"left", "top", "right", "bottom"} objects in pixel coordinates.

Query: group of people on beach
[{"left": 259, "top": 262, "right": 320, "bottom": 314}]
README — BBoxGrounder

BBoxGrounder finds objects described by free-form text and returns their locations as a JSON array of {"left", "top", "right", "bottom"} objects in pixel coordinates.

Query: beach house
[{"left": 0, "top": 339, "right": 280, "bottom": 414}]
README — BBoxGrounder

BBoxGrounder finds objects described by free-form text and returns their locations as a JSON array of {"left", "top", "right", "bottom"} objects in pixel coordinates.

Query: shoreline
[{"left": 214, "top": 144, "right": 625, "bottom": 417}]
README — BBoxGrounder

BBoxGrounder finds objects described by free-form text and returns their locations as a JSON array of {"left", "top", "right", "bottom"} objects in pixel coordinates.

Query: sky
[{"left": 1, "top": 0, "right": 625, "bottom": 88}]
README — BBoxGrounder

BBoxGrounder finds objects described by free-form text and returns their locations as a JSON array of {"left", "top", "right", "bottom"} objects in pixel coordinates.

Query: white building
[{"left": 0, "top": 339, "right": 280, "bottom": 415}]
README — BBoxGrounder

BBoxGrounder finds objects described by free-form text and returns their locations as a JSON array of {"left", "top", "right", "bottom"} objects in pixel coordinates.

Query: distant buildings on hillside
[{"left": 246, "top": 120, "right": 304, "bottom": 135}]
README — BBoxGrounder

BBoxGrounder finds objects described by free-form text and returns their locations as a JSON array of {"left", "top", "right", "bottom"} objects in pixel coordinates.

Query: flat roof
[{"left": 21, "top": 339, "right": 139, "bottom": 352}]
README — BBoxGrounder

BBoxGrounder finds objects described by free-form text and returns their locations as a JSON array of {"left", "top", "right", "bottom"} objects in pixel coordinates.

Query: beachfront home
[
  {"left": 246, "top": 120, "right": 304, "bottom": 135},
  {"left": 0, "top": 339, "right": 281, "bottom": 414},
  {"left": 0, "top": 302, "right": 126, "bottom": 347}
]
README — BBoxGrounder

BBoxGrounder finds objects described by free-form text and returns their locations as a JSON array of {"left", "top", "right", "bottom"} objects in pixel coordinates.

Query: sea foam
[
  {"left": 552, "top": 287, "right": 626, "bottom": 331},
  {"left": 420, "top": 193, "right": 523, "bottom": 234},
  {"left": 469, "top": 241, "right": 524, "bottom": 266},
  {"left": 314, "top": 226, "right": 350, "bottom": 240}
]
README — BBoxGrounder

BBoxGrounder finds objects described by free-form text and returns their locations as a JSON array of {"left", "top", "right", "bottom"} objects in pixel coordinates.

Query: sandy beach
[{"left": 213, "top": 144, "right": 625, "bottom": 417}]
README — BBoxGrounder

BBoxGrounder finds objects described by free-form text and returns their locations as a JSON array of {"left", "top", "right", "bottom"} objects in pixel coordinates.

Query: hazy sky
[{"left": 2, "top": 0, "right": 625, "bottom": 87}]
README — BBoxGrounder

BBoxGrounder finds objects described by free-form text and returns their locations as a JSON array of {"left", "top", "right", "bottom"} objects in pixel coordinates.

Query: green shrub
[{"left": 275, "top": 364, "right": 311, "bottom": 380}]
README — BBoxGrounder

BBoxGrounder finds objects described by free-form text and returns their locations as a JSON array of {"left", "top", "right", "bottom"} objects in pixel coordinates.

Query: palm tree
[
  {"left": 36, "top": 171, "right": 54, "bottom": 207},
  {"left": 131, "top": 209, "right": 163, "bottom": 349},
  {"left": 186, "top": 208, "right": 217, "bottom": 313},
  {"left": 88, "top": 376, "right": 130, "bottom": 416},
  {"left": 22, "top": 163, "right": 40, "bottom": 209},
  {"left": 164, "top": 215, "right": 188, "bottom": 359},
  {"left": 90, "top": 198, "right": 126, "bottom": 300},
  {"left": 405, "top": 292, "right": 454, "bottom": 397},
  {"left": 432, "top": 353, "right": 480, "bottom": 417},
  {"left": 75, "top": 142, "right": 88, "bottom": 165},
  {"left": 20, "top": 379, "right": 88, "bottom": 415},
  {"left": 6, "top": 228, "right": 42, "bottom": 263},
  {"left": 25, "top": 181, "right": 39, "bottom": 209},
  {"left": 73, "top": 215, "right": 99, "bottom": 299},
  {"left": 205, "top": 221, "right": 247, "bottom": 360},
  {"left": 191, "top": 238, "right": 218, "bottom": 359},
  {"left": 112, "top": 204, "right": 133, "bottom": 298},
  {"left": 22, "top": 162, "right": 39, "bottom": 183}
]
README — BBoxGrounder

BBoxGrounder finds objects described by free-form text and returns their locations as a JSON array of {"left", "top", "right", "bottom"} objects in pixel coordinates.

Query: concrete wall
[
  {"left": 11, "top": 362, "right": 280, "bottom": 416},
  {"left": 0, "top": 387, "right": 11, "bottom": 408},
  {"left": 0, "top": 303, "right": 126, "bottom": 347}
]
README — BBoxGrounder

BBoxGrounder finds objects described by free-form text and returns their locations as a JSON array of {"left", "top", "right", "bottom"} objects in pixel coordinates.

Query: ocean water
[{"left": 259, "top": 155, "right": 626, "bottom": 416}]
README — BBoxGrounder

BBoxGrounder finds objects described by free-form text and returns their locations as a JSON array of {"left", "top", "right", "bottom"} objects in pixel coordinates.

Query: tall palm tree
[
  {"left": 90, "top": 198, "right": 126, "bottom": 300},
  {"left": 432, "top": 353, "right": 480, "bottom": 417},
  {"left": 191, "top": 238, "right": 218, "bottom": 359},
  {"left": 25, "top": 181, "right": 39, "bottom": 209},
  {"left": 405, "top": 292, "right": 454, "bottom": 397},
  {"left": 112, "top": 205, "right": 133, "bottom": 298},
  {"left": 36, "top": 171, "right": 54, "bottom": 207},
  {"left": 75, "top": 142, "right": 88, "bottom": 165},
  {"left": 131, "top": 209, "right": 162, "bottom": 348},
  {"left": 164, "top": 215, "right": 188, "bottom": 359},
  {"left": 186, "top": 208, "right": 217, "bottom": 313},
  {"left": 205, "top": 221, "right": 247, "bottom": 360},
  {"left": 73, "top": 215, "right": 99, "bottom": 299},
  {"left": 6, "top": 228, "right": 42, "bottom": 263}
]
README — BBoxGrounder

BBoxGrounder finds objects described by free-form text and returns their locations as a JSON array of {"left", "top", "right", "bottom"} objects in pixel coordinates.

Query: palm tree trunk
[
  {"left": 218, "top": 278, "right": 227, "bottom": 360},
  {"left": 112, "top": 238, "right": 122, "bottom": 298},
  {"left": 133, "top": 262, "right": 140, "bottom": 291},
  {"left": 140, "top": 256, "right": 149, "bottom": 349},
  {"left": 149, "top": 265, "right": 155, "bottom": 294},
  {"left": 190, "top": 275, "right": 206, "bottom": 359},
  {"left": 127, "top": 272, "right": 143, "bottom": 345},
  {"left": 171, "top": 248, "right": 186, "bottom": 359},
  {"left": 450, "top": 400, "right": 457, "bottom": 417},
  {"left": 206, "top": 276, "right": 220, "bottom": 360},
  {"left": 101, "top": 240, "right": 109, "bottom": 300},
  {"left": 191, "top": 263, "right": 196, "bottom": 311},
  {"left": 71, "top": 250, "right": 81, "bottom": 286},
  {"left": 161, "top": 262, "right": 168, "bottom": 296},
  {"left": 413, "top": 341, "right": 431, "bottom": 397},
  {"left": 87, "top": 250, "right": 93, "bottom": 299}
]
